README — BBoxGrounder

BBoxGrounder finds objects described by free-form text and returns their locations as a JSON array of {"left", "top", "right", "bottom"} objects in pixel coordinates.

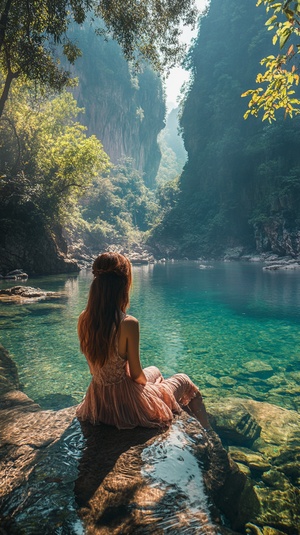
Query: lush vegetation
[
  {"left": 0, "top": 20, "right": 167, "bottom": 273},
  {"left": 0, "top": 82, "right": 109, "bottom": 220},
  {"left": 148, "top": 0, "right": 300, "bottom": 258},
  {"left": 2, "top": 0, "right": 300, "bottom": 273},
  {"left": 76, "top": 157, "right": 159, "bottom": 249},
  {"left": 0, "top": 0, "right": 199, "bottom": 117}
]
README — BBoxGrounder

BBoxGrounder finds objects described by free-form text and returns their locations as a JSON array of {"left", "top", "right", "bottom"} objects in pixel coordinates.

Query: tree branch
[{"left": 0, "top": 0, "right": 12, "bottom": 53}]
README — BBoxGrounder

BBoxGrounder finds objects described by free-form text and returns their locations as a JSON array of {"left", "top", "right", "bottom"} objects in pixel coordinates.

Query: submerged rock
[
  {"left": 241, "top": 360, "right": 274, "bottom": 379},
  {"left": 0, "top": 286, "right": 63, "bottom": 303},
  {"left": 1, "top": 345, "right": 299, "bottom": 535},
  {"left": 206, "top": 399, "right": 261, "bottom": 445},
  {"left": 207, "top": 397, "right": 300, "bottom": 535}
]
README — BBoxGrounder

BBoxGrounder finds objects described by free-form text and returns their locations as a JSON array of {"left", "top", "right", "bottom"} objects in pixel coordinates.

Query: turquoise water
[{"left": 0, "top": 261, "right": 299, "bottom": 411}]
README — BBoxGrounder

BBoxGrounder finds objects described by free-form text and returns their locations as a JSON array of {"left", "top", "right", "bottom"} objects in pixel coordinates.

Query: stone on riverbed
[
  {"left": 206, "top": 398, "right": 261, "bottom": 445},
  {"left": 207, "top": 397, "right": 300, "bottom": 535},
  {"left": 241, "top": 360, "right": 274, "bottom": 379},
  {"left": 0, "top": 285, "right": 63, "bottom": 303}
]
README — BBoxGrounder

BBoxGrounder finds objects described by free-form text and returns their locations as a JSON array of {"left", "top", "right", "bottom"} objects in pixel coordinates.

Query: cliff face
[
  {"left": 0, "top": 203, "right": 79, "bottom": 276},
  {"left": 69, "top": 24, "right": 166, "bottom": 188},
  {"left": 151, "top": 0, "right": 300, "bottom": 257}
]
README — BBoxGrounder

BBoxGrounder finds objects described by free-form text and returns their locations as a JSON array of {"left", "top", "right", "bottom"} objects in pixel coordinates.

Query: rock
[
  {"left": 130, "top": 257, "right": 149, "bottom": 265},
  {"left": 265, "top": 374, "right": 287, "bottom": 387},
  {"left": 208, "top": 398, "right": 300, "bottom": 534},
  {"left": 0, "top": 212, "right": 79, "bottom": 275},
  {"left": 253, "top": 486, "right": 300, "bottom": 533},
  {"left": 0, "top": 286, "right": 63, "bottom": 303},
  {"left": 0, "top": 345, "right": 257, "bottom": 534},
  {"left": 0, "top": 346, "right": 19, "bottom": 394},
  {"left": 241, "top": 399, "right": 300, "bottom": 456},
  {"left": 242, "top": 360, "right": 274, "bottom": 379},
  {"left": 203, "top": 373, "right": 220, "bottom": 387},
  {"left": 223, "top": 247, "right": 244, "bottom": 260},
  {"left": 236, "top": 461, "right": 252, "bottom": 477},
  {"left": 3, "top": 269, "right": 28, "bottom": 280},
  {"left": 245, "top": 523, "right": 263, "bottom": 535},
  {"left": 229, "top": 447, "right": 271, "bottom": 473},
  {"left": 261, "top": 470, "right": 291, "bottom": 490},
  {"left": 219, "top": 376, "right": 237, "bottom": 386},
  {"left": 263, "top": 263, "right": 300, "bottom": 271},
  {"left": 248, "top": 256, "right": 263, "bottom": 262},
  {"left": 262, "top": 528, "right": 289, "bottom": 535},
  {"left": 206, "top": 399, "right": 261, "bottom": 445}
]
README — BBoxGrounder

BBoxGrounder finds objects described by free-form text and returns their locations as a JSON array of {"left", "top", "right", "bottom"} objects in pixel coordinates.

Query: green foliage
[
  {"left": 0, "top": 84, "right": 109, "bottom": 223},
  {"left": 243, "top": 0, "right": 300, "bottom": 121},
  {"left": 80, "top": 157, "right": 158, "bottom": 246},
  {"left": 0, "top": 0, "right": 199, "bottom": 116},
  {"left": 97, "top": 0, "right": 199, "bottom": 71}
]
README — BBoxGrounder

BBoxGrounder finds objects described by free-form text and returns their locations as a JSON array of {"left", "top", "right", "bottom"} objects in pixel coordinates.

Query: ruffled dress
[{"left": 76, "top": 335, "right": 201, "bottom": 430}]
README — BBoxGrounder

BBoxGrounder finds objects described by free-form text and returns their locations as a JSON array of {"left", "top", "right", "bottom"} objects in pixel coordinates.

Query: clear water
[{"left": 0, "top": 261, "right": 299, "bottom": 411}]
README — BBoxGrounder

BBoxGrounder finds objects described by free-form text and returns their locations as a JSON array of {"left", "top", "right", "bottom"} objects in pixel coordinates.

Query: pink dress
[{"left": 76, "top": 331, "right": 201, "bottom": 430}]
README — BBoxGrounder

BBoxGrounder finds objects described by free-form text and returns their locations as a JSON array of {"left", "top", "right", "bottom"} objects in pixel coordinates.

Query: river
[{"left": 0, "top": 261, "right": 299, "bottom": 412}]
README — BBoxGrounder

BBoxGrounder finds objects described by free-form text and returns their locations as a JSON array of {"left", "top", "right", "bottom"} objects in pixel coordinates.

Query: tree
[
  {"left": 0, "top": 0, "right": 198, "bottom": 117},
  {"left": 0, "top": 86, "right": 110, "bottom": 222},
  {"left": 242, "top": 0, "right": 300, "bottom": 122},
  {"left": 81, "top": 157, "right": 157, "bottom": 234}
]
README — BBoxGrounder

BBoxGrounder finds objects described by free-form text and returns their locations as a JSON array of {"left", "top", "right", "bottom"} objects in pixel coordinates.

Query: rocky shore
[{"left": 0, "top": 344, "right": 299, "bottom": 534}]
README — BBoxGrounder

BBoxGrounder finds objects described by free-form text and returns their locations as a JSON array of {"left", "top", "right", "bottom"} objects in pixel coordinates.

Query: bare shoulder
[
  {"left": 123, "top": 314, "right": 138, "bottom": 324},
  {"left": 121, "top": 315, "right": 139, "bottom": 333}
]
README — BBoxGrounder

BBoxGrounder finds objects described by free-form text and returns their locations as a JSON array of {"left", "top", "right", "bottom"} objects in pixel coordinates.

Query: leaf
[
  {"left": 265, "top": 14, "right": 277, "bottom": 24},
  {"left": 279, "top": 31, "right": 291, "bottom": 48}
]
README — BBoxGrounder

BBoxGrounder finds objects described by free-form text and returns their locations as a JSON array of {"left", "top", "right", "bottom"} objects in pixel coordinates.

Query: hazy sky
[{"left": 165, "top": 0, "right": 208, "bottom": 110}]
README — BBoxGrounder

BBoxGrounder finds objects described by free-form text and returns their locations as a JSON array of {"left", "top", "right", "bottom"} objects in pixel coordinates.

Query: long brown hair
[{"left": 78, "top": 252, "right": 132, "bottom": 367}]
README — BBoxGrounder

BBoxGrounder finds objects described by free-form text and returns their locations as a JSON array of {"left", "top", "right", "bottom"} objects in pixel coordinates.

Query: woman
[{"left": 76, "top": 252, "right": 210, "bottom": 430}]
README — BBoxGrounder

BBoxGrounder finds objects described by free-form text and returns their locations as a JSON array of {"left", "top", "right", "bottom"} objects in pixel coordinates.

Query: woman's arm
[{"left": 122, "top": 317, "right": 147, "bottom": 385}]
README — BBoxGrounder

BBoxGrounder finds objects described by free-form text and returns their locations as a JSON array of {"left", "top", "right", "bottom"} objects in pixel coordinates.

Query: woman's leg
[
  {"left": 162, "top": 373, "right": 211, "bottom": 429},
  {"left": 143, "top": 366, "right": 163, "bottom": 384},
  {"left": 188, "top": 393, "right": 211, "bottom": 430}
]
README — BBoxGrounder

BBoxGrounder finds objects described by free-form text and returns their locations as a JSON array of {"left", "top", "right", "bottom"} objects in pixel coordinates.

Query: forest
[{"left": 1, "top": 0, "right": 300, "bottom": 274}]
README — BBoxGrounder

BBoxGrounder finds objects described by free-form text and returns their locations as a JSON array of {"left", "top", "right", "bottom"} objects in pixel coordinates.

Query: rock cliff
[
  {"left": 69, "top": 23, "right": 166, "bottom": 188},
  {"left": 0, "top": 204, "right": 79, "bottom": 276},
  {"left": 151, "top": 0, "right": 300, "bottom": 258}
]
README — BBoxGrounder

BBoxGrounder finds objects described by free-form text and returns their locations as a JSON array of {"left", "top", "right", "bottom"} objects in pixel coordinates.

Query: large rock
[
  {"left": 0, "top": 208, "right": 79, "bottom": 276},
  {"left": 1, "top": 346, "right": 299, "bottom": 535},
  {"left": 0, "top": 345, "right": 258, "bottom": 534}
]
